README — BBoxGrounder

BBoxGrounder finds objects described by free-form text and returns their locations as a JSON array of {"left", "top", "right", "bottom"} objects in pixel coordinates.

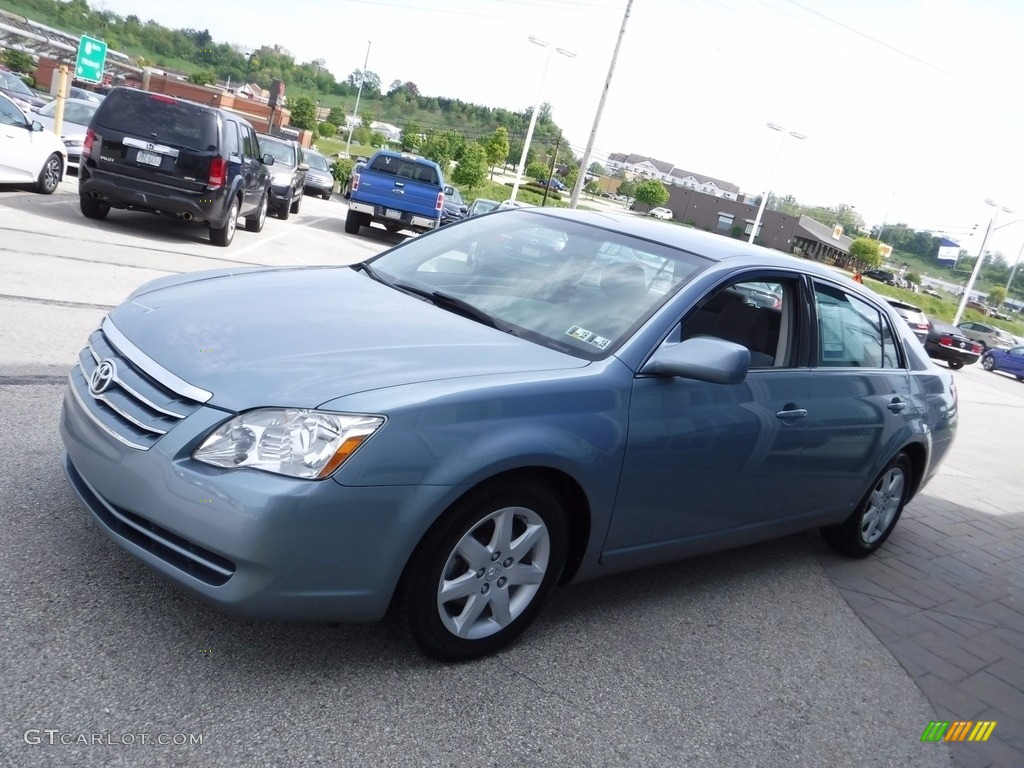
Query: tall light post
[
  {"left": 509, "top": 36, "right": 576, "bottom": 203},
  {"left": 952, "top": 199, "right": 1013, "bottom": 326},
  {"left": 747, "top": 123, "right": 806, "bottom": 245},
  {"left": 1006, "top": 238, "right": 1024, "bottom": 293},
  {"left": 345, "top": 40, "right": 372, "bottom": 158}
]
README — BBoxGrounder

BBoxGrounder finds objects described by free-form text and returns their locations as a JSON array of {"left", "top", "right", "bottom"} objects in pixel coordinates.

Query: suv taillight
[
  {"left": 81, "top": 128, "right": 95, "bottom": 160},
  {"left": 436, "top": 191, "right": 445, "bottom": 211},
  {"left": 208, "top": 156, "right": 227, "bottom": 190}
]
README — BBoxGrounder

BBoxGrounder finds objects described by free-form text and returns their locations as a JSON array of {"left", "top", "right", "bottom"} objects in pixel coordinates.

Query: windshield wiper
[
  {"left": 351, "top": 261, "right": 386, "bottom": 284},
  {"left": 431, "top": 290, "right": 518, "bottom": 335}
]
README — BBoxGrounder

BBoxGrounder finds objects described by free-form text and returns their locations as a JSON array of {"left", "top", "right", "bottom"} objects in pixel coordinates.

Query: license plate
[
  {"left": 384, "top": 208, "right": 402, "bottom": 220},
  {"left": 136, "top": 150, "right": 162, "bottom": 167}
]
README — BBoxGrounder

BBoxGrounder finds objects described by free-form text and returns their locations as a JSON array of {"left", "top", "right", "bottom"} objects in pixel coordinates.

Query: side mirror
[
  {"left": 444, "top": 186, "right": 454, "bottom": 195},
  {"left": 298, "top": 162, "right": 309, "bottom": 172},
  {"left": 460, "top": 205, "right": 468, "bottom": 214},
  {"left": 31, "top": 121, "right": 44, "bottom": 132},
  {"left": 640, "top": 336, "right": 750, "bottom": 385},
  {"left": 262, "top": 153, "right": 275, "bottom": 166}
]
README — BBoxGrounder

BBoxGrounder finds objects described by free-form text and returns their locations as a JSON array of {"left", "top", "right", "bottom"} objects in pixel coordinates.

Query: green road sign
[{"left": 75, "top": 35, "right": 107, "bottom": 84}]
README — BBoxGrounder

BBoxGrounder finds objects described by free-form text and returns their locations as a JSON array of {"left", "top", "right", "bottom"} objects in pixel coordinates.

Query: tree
[
  {"left": 483, "top": 127, "right": 510, "bottom": 180},
  {"left": 451, "top": 143, "right": 488, "bottom": 189},
  {"left": 849, "top": 237, "right": 883, "bottom": 269},
  {"left": 289, "top": 96, "right": 317, "bottom": 130},
  {"left": 331, "top": 157, "right": 355, "bottom": 184},
  {"left": 633, "top": 179, "right": 669, "bottom": 208},
  {"left": 616, "top": 179, "right": 637, "bottom": 198},
  {"left": 2, "top": 49, "right": 35, "bottom": 74},
  {"left": 188, "top": 69, "right": 215, "bottom": 85},
  {"left": 419, "top": 131, "right": 465, "bottom": 173},
  {"left": 327, "top": 106, "right": 347, "bottom": 126},
  {"left": 988, "top": 285, "right": 1007, "bottom": 308},
  {"left": 588, "top": 162, "right": 606, "bottom": 175},
  {"left": 583, "top": 180, "right": 602, "bottom": 198},
  {"left": 400, "top": 120, "right": 422, "bottom": 151},
  {"left": 346, "top": 69, "right": 381, "bottom": 94},
  {"left": 526, "top": 160, "right": 548, "bottom": 181},
  {"left": 318, "top": 121, "right": 337, "bottom": 137}
]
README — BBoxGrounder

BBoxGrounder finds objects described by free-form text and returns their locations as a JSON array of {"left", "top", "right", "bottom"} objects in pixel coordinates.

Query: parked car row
[{"left": 0, "top": 91, "right": 66, "bottom": 194}]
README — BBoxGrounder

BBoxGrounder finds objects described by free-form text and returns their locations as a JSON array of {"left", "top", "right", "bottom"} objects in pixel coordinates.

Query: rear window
[
  {"left": 94, "top": 89, "right": 219, "bottom": 151},
  {"left": 369, "top": 155, "right": 439, "bottom": 185}
]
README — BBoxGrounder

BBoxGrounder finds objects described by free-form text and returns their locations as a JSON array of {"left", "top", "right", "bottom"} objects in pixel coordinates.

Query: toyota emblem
[{"left": 89, "top": 360, "right": 116, "bottom": 396}]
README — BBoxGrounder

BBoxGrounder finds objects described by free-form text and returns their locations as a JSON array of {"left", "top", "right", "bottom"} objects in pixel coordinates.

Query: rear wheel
[
  {"left": 344, "top": 208, "right": 361, "bottom": 234},
  {"left": 399, "top": 479, "right": 568, "bottom": 662},
  {"left": 821, "top": 453, "right": 912, "bottom": 558},
  {"left": 210, "top": 198, "right": 239, "bottom": 247},
  {"left": 36, "top": 153, "right": 63, "bottom": 194},
  {"left": 981, "top": 354, "right": 995, "bottom": 371},
  {"left": 947, "top": 359, "right": 964, "bottom": 370},
  {"left": 80, "top": 195, "right": 110, "bottom": 220},
  {"left": 244, "top": 192, "right": 268, "bottom": 232}
]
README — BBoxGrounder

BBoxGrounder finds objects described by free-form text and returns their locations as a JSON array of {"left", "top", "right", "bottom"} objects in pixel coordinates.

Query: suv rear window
[
  {"left": 94, "top": 89, "right": 219, "bottom": 151},
  {"left": 369, "top": 155, "right": 439, "bottom": 185}
]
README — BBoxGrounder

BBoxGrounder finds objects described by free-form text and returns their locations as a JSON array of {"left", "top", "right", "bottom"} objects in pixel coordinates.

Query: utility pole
[
  {"left": 542, "top": 131, "right": 562, "bottom": 206},
  {"left": 570, "top": 0, "right": 633, "bottom": 208},
  {"left": 345, "top": 41, "right": 372, "bottom": 158}
]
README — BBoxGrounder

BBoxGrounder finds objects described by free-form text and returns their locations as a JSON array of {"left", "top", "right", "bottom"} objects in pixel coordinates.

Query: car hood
[
  {"left": 107, "top": 267, "right": 587, "bottom": 411},
  {"left": 305, "top": 168, "right": 332, "bottom": 182}
]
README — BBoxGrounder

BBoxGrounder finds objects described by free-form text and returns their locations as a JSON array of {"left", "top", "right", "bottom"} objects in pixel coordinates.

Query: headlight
[
  {"left": 194, "top": 409, "right": 384, "bottom": 479},
  {"left": 272, "top": 172, "right": 293, "bottom": 186}
]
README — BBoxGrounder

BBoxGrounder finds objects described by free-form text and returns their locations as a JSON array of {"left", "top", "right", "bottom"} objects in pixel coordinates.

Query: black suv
[
  {"left": 256, "top": 133, "right": 307, "bottom": 219},
  {"left": 78, "top": 87, "right": 275, "bottom": 246}
]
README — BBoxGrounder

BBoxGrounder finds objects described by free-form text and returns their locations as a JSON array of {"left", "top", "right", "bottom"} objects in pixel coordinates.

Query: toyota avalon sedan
[{"left": 60, "top": 209, "right": 958, "bottom": 661}]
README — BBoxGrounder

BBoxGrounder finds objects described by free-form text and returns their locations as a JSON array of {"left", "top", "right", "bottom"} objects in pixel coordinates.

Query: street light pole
[
  {"left": 1006, "top": 239, "right": 1024, "bottom": 292},
  {"left": 509, "top": 36, "right": 576, "bottom": 203},
  {"left": 952, "top": 199, "right": 1013, "bottom": 326},
  {"left": 345, "top": 40, "right": 372, "bottom": 158},
  {"left": 747, "top": 123, "right": 806, "bottom": 245}
]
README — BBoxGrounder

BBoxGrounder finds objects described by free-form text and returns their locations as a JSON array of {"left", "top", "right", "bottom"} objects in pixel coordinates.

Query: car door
[
  {"left": 1004, "top": 347, "right": 1024, "bottom": 376},
  {"left": 602, "top": 273, "right": 811, "bottom": 566},
  {"left": 796, "top": 280, "right": 912, "bottom": 516},
  {"left": 0, "top": 94, "right": 40, "bottom": 181},
  {"left": 240, "top": 124, "right": 271, "bottom": 212}
]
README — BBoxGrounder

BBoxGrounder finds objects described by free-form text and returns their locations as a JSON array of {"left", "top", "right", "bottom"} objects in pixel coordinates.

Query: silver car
[
  {"left": 32, "top": 97, "right": 99, "bottom": 170},
  {"left": 956, "top": 321, "right": 1015, "bottom": 350},
  {"left": 60, "top": 209, "right": 958, "bottom": 661}
]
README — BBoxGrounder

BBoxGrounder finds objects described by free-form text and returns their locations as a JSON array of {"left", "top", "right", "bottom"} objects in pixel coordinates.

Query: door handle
[
  {"left": 887, "top": 398, "right": 907, "bottom": 413},
  {"left": 776, "top": 408, "right": 807, "bottom": 420}
]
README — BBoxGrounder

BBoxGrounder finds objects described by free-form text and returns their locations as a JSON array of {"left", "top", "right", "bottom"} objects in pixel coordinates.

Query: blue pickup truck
[{"left": 345, "top": 150, "right": 445, "bottom": 235}]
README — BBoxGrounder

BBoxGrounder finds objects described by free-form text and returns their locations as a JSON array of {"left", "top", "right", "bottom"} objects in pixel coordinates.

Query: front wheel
[
  {"left": 36, "top": 153, "right": 63, "bottom": 194},
  {"left": 290, "top": 189, "right": 302, "bottom": 215},
  {"left": 244, "top": 192, "right": 268, "bottom": 232},
  {"left": 821, "top": 453, "right": 912, "bottom": 558},
  {"left": 981, "top": 354, "right": 995, "bottom": 371},
  {"left": 398, "top": 479, "right": 568, "bottom": 662}
]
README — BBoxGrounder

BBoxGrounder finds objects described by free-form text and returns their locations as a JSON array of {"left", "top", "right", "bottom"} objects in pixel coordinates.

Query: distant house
[{"left": 605, "top": 152, "right": 740, "bottom": 200}]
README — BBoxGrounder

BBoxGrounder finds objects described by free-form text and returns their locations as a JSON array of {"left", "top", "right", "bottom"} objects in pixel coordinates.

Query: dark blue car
[{"left": 981, "top": 345, "right": 1024, "bottom": 380}]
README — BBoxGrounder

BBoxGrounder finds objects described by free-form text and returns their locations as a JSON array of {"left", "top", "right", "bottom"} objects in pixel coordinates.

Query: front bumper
[
  {"left": 59, "top": 382, "right": 455, "bottom": 623},
  {"left": 267, "top": 183, "right": 294, "bottom": 211}
]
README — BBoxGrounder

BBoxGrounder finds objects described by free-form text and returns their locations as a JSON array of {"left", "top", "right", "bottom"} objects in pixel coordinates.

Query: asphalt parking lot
[{"left": 1, "top": 179, "right": 1020, "bottom": 766}]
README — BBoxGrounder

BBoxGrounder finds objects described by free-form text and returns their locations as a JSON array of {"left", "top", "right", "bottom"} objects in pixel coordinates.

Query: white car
[
  {"left": 649, "top": 206, "right": 673, "bottom": 220},
  {"left": 0, "top": 91, "right": 67, "bottom": 194}
]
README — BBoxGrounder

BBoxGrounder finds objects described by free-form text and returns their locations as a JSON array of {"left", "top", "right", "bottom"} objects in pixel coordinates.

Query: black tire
[
  {"left": 398, "top": 478, "right": 568, "bottom": 662},
  {"left": 277, "top": 197, "right": 291, "bottom": 220},
  {"left": 80, "top": 195, "right": 110, "bottom": 220},
  {"left": 210, "top": 197, "right": 239, "bottom": 247},
  {"left": 244, "top": 192, "right": 268, "bottom": 233},
  {"left": 290, "top": 190, "right": 302, "bottom": 215},
  {"left": 344, "top": 207, "right": 361, "bottom": 234},
  {"left": 323, "top": 190, "right": 332, "bottom": 200},
  {"left": 947, "top": 360, "right": 964, "bottom": 370},
  {"left": 981, "top": 354, "right": 995, "bottom": 371},
  {"left": 821, "top": 453, "right": 912, "bottom": 558},
  {"left": 36, "top": 153, "right": 63, "bottom": 194}
]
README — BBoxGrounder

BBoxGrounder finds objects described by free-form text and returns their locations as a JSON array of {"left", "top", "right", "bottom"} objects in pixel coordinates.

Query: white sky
[{"left": 88, "top": 0, "right": 1024, "bottom": 257}]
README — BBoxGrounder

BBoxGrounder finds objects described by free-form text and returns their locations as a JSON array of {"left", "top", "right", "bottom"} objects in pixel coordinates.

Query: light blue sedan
[{"left": 60, "top": 209, "right": 958, "bottom": 661}]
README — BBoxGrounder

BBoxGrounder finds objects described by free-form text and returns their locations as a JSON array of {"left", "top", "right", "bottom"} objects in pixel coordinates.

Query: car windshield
[
  {"left": 260, "top": 138, "right": 297, "bottom": 166},
  {"left": 363, "top": 211, "right": 711, "bottom": 359},
  {"left": 0, "top": 70, "right": 33, "bottom": 97},
  {"left": 305, "top": 151, "right": 330, "bottom": 171},
  {"left": 38, "top": 100, "right": 97, "bottom": 125}
]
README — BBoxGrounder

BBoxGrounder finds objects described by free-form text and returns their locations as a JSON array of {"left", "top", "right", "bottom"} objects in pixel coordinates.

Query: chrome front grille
[{"left": 70, "top": 318, "right": 211, "bottom": 450}]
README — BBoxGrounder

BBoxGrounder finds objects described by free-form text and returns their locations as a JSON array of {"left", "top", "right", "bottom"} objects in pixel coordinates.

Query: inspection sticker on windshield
[{"left": 566, "top": 325, "right": 611, "bottom": 349}]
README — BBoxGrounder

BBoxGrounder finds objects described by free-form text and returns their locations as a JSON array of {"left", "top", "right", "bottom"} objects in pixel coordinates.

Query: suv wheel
[
  {"left": 245, "top": 192, "right": 268, "bottom": 233},
  {"left": 80, "top": 195, "right": 110, "bottom": 220},
  {"left": 290, "top": 190, "right": 302, "bottom": 215},
  {"left": 210, "top": 198, "right": 239, "bottom": 247},
  {"left": 277, "top": 196, "right": 291, "bottom": 221}
]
